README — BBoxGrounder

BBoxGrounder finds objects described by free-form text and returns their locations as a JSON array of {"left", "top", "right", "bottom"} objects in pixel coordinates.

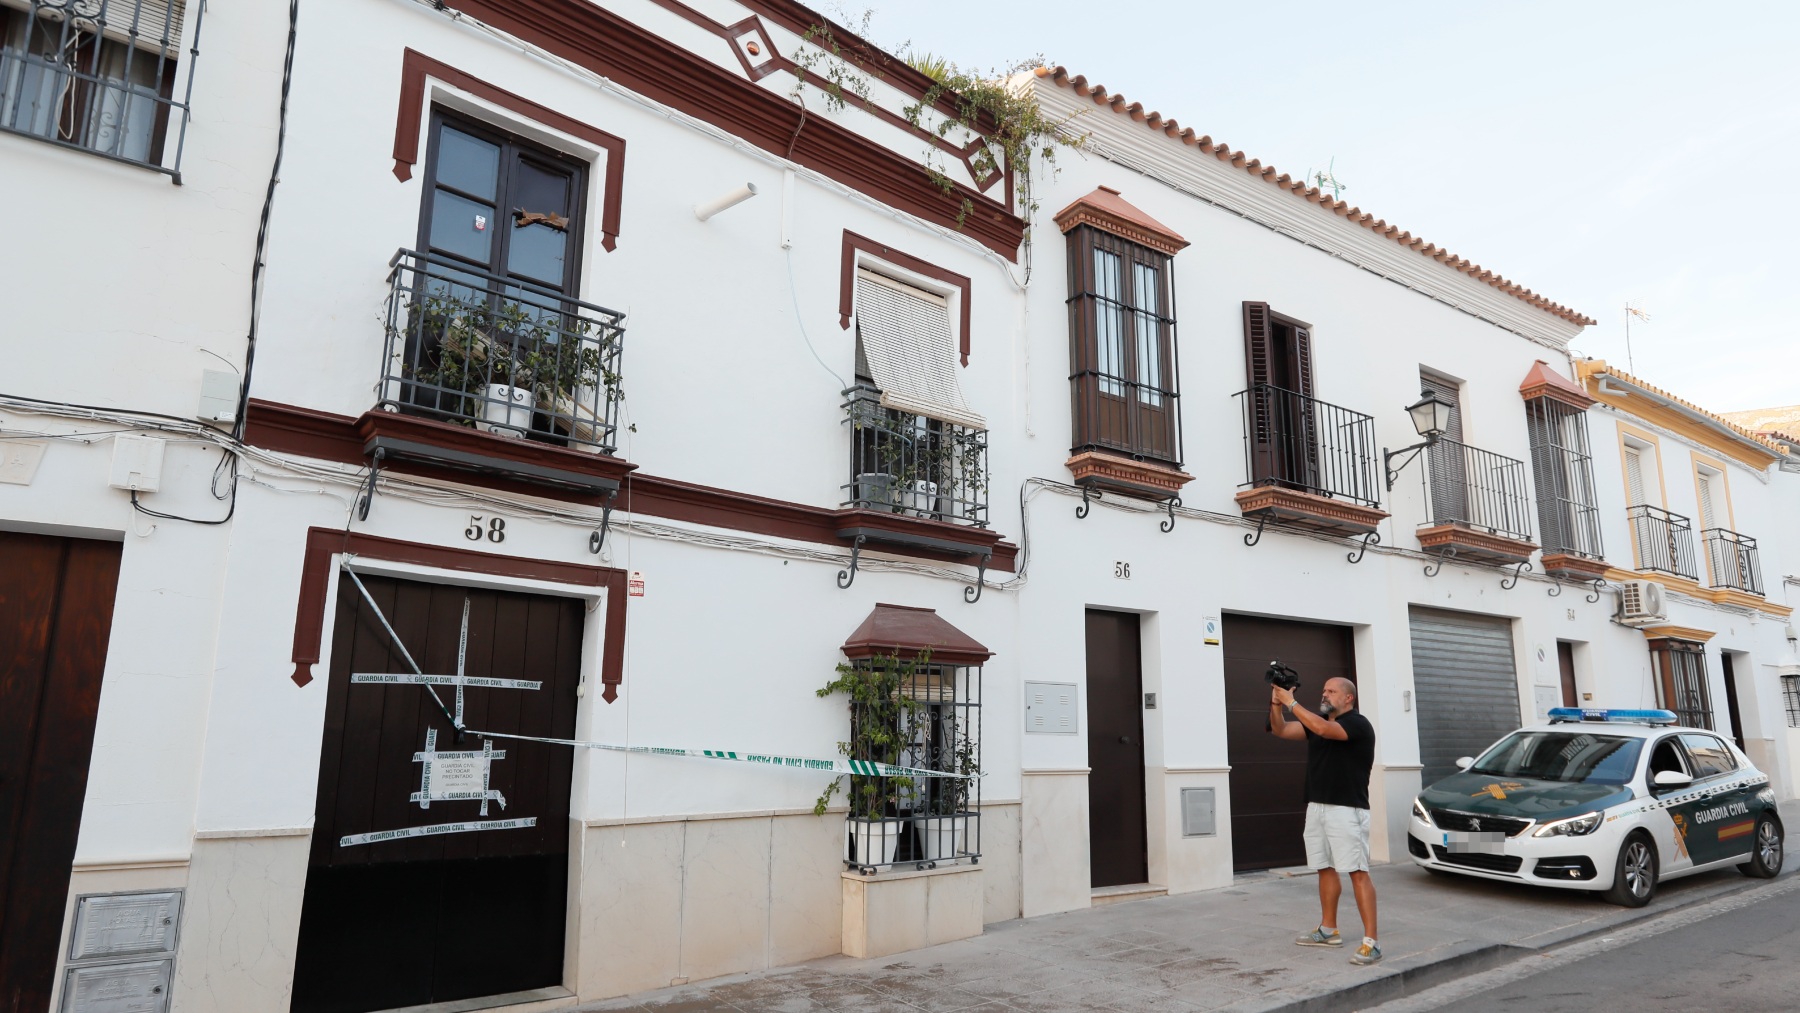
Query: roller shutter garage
[{"left": 1408, "top": 607, "right": 1522, "bottom": 786}]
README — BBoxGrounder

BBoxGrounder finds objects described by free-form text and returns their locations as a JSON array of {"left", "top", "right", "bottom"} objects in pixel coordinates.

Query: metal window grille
[
  {"left": 1783, "top": 675, "right": 1800, "bottom": 728},
  {"left": 842, "top": 383, "right": 988, "bottom": 527},
  {"left": 837, "top": 655, "right": 981, "bottom": 874},
  {"left": 381, "top": 248, "right": 626, "bottom": 453},
  {"left": 1701, "top": 527, "right": 1763, "bottom": 596},
  {"left": 0, "top": 0, "right": 200, "bottom": 177},
  {"left": 1066, "top": 225, "right": 1182, "bottom": 466},
  {"left": 1417, "top": 437, "right": 1534, "bottom": 542},
  {"left": 1524, "top": 397, "right": 1603, "bottom": 559},
  {"left": 1234, "top": 384, "right": 1380, "bottom": 507},
  {"left": 1627, "top": 504, "right": 1698, "bottom": 580},
  {"left": 1650, "top": 639, "right": 1713, "bottom": 730}
]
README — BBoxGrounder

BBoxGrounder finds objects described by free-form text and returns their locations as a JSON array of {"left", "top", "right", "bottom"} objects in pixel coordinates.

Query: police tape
[
  {"left": 339, "top": 817, "right": 538, "bottom": 847},
  {"left": 460, "top": 727, "right": 970, "bottom": 780}
]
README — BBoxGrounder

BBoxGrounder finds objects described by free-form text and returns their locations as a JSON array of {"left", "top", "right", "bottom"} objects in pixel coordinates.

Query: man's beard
[{"left": 1318, "top": 702, "right": 1336, "bottom": 717}]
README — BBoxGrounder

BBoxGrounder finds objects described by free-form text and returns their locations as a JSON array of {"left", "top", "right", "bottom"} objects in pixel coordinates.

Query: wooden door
[
  {"left": 1223, "top": 615, "right": 1355, "bottom": 871},
  {"left": 0, "top": 532, "right": 123, "bottom": 1013},
  {"left": 1557, "top": 642, "right": 1578, "bottom": 708},
  {"left": 1085, "top": 609, "right": 1147, "bottom": 888},
  {"left": 1721, "top": 653, "right": 1745, "bottom": 750},
  {"left": 291, "top": 574, "right": 582, "bottom": 1013}
]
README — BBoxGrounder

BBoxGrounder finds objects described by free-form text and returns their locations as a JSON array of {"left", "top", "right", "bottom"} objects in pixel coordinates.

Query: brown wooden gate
[
  {"left": 291, "top": 573, "right": 582, "bottom": 1013},
  {"left": 0, "top": 532, "right": 123, "bottom": 1013},
  {"left": 1085, "top": 609, "right": 1147, "bottom": 888},
  {"left": 1223, "top": 615, "right": 1355, "bottom": 871}
]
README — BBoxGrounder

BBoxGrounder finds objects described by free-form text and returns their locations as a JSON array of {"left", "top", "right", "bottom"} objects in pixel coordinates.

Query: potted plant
[
  {"left": 914, "top": 708, "right": 979, "bottom": 861},
  {"left": 814, "top": 653, "right": 929, "bottom": 870}
]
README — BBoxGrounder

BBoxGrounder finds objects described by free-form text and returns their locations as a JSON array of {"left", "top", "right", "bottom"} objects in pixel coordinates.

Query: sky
[{"left": 845, "top": 1, "right": 1800, "bottom": 414}]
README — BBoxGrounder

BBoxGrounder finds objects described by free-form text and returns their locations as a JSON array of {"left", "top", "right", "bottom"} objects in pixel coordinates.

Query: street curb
[
  {"left": 1243, "top": 942, "right": 1529, "bottom": 1013},
  {"left": 1247, "top": 868, "right": 1782, "bottom": 1013}
]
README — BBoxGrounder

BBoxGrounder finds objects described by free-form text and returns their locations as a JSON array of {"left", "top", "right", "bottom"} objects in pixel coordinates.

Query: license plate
[{"left": 1443, "top": 831, "right": 1506, "bottom": 854}]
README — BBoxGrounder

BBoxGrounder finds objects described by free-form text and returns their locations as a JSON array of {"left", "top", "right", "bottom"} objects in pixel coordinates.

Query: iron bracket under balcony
[
  {"left": 1539, "top": 551, "right": 1610, "bottom": 583},
  {"left": 1417, "top": 522, "right": 1539, "bottom": 568}
]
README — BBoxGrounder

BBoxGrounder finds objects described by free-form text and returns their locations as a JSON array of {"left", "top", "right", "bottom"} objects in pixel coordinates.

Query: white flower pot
[
  {"left": 916, "top": 814, "right": 971, "bottom": 861},
  {"left": 845, "top": 818, "right": 901, "bottom": 868},
  {"left": 479, "top": 383, "right": 533, "bottom": 437}
]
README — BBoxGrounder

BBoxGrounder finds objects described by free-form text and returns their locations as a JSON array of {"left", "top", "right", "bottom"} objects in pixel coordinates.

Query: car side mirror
[
  {"left": 1455, "top": 756, "right": 1474, "bottom": 771},
  {"left": 1653, "top": 770, "right": 1692, "bottom": 791}
]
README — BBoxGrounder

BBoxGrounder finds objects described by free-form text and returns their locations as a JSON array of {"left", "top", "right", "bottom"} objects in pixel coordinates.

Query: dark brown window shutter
[
  {"left": 1291, "top": 326, "right": 1315, "bottom": 402},
  {"left": 1242, "top": 301, "right": 1273, "bottom": 389}
]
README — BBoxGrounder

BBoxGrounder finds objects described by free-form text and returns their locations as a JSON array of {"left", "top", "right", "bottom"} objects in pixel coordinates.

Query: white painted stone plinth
[{"left": 840, "top": 863, "right": 983, "bottom": 959}]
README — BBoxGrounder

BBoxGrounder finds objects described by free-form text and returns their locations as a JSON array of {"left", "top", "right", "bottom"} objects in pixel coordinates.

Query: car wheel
[
  {"left": 1738, "top": 816, "right": 1784, "bottom": 879},
  {"left": 1602, "top": 832, "right": 1658, "bottom": 907}
]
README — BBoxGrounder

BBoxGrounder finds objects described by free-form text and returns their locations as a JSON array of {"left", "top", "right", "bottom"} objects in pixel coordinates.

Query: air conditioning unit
[{"left": 1616, "top": 580, "right": 1667, "bottom": 626}]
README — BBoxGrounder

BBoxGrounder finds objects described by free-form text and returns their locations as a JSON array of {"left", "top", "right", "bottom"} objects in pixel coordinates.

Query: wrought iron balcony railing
[
  {"left": 1524, "top": 397, "right": 1604, "bottom": 561},
  {"left": 1702, "top": 527, "right": 1764, "bottom": 596},
  {"left": 1234, "top": 384, "right": 1380, "bottom": 508},
  {"left": 1419, "top": 438, "right": 1534, "bottom": 542},
  {"left": 380, "top": 249, "right": 625, "bottom": 454},
  {"left": 1627, "top": 504, "right": 1698, "bottom": 580},
  {"left": 0, "top": 0, "right": 202, "bottom": 177},
  {"left": 842, "top": 384, "right": 988, "bottom": 528}
]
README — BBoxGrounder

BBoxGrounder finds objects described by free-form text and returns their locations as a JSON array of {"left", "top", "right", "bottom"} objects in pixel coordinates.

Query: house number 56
[
  {"left": 1114, "top": 561, "right": 1131, "bottom": 579},
  {"left": 466, "top": 515, "right": 506, "bottom": 543}
]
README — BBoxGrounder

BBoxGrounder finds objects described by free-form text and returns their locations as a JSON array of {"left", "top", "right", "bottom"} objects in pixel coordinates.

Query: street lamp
[{"left": 1383, "top": 392, "right": 1456, "bottom": 490}]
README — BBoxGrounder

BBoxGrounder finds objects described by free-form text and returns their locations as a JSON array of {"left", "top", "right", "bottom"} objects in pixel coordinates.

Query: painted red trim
[
  {"left": 393, "top": 48, "right": 626, "bottom": 252},
  {"left": 247, "top": 401, "right": 1017, "bottom": 572},
  {"left": 444, "top": 0, "right": 1023, "bottom": 260},
  {"left": 839, "top": 231, "right": 974, "bottom": 367},
  {"left": 290, "top": 527, "right": 628, "bottom": 703}
]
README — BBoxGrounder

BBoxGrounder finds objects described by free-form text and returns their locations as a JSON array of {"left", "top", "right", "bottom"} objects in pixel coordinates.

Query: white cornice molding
[{"left": 1038, "top": 85, "right": 1585, "bottom": 351}]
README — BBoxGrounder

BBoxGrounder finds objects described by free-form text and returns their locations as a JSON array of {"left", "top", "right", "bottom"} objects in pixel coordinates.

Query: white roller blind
[
  {"left": 854, "top": 268, "right": 985, "bottom": 430},
  {"left": 1696, "top": 472, "right": 1718, "bottom": 529},
  {"left": 1624, "top": 446, "right": 1647, "bottom": 506},
  {"left": 5, "top": 0, "right": 187, "bottom": 55}
]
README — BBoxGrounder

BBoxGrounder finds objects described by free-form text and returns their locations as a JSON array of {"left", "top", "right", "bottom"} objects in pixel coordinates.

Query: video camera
[{"left": 1263, "top": 659, "right": 1301, "bottom": 691}]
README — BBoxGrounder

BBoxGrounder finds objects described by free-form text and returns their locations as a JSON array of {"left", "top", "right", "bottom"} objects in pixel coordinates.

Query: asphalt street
[{"left": 1370, "top": 869, "right": 1800, "bottom": 1013}]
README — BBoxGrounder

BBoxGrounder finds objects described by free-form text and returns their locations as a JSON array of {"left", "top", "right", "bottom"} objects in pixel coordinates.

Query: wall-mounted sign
[
  {"left": 1203, "top": 616, "right": 1220, "bottom": 646},
  {"left": 628, "top": 571, "right": 645, "bottom": 597}
]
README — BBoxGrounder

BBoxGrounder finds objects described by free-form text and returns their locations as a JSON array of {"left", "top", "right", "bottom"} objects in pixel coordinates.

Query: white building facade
[{"left": 1, "top": 4, "right": 1795, "bottom": 1013}]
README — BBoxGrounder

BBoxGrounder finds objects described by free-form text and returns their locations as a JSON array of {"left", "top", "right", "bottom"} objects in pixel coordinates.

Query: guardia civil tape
[
  {"left": 340, "top": 817, "right": 537, "bottom": 847},
  {"left": 462, "top": 726, "right": 970, "bottom": 781}
]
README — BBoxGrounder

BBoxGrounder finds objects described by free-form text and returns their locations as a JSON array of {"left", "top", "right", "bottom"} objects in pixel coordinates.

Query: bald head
[
  {"left": 1320, "top": 677, "right": 1357, "bottom": 716},
  {"left": 1325, "top": 677, "right": 1357, "bottom": 700}
]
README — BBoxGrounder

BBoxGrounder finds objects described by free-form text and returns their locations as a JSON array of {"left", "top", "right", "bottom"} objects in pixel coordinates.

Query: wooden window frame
[
  {"left": 416, "top": 107, "right": 589, "bottom": 298},
  {"left": 1066, "top": 224, "right": 1181, "bottom": 466}
]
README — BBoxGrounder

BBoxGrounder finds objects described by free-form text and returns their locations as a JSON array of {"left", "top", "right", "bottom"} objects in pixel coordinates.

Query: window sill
[
  {"left": 1233, "top": 485, "right": 1387, "bottom": 537},
  {"left": 1416, "top": 522, "right": 1538, "bottom": 566},
  {"left": 834, "top": 508, "right": 1001, "bottom": 561},
  {"left": 1539, "top": 552, "right": 1610, "bottom": 582},
  {"left": 355, "top": 410, "right": 636, "bottom": 500},
  {"left": 1065, "top": 451, "right": 1193, "bottom": 501}
]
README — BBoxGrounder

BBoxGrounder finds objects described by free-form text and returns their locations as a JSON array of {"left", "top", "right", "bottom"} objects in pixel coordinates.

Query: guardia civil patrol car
[{"left": 1407, "top": 708, "right": 1784, "bottom": 907}]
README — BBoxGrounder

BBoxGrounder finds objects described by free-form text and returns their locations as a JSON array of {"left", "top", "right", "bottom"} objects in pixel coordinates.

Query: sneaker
[
  {"left": 1295, "top": 927, "right": 1343, "bottom": 947},
  {"left": 1350, "top": 942, "right": 1383, "bottom": 965}
]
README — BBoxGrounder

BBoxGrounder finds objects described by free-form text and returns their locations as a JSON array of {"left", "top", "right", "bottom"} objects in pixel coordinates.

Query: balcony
[
  {"left": 1627, "top": 505, "right": 1699, "bottom": 581},
  {"left": 1702, "top": 527, "right": 1764, "bottom": 597},
  {"left": 838, "top": 384, "right": 1000, "bottom": 565},
  {"left": 1415, "top": 438, "right": 1538, "bottom": 565},
  {"left": 1232, "top": 385, "right": 1388, "bottom": 537},
  {"left": 366, "top": 249, "right": 632, "bottom": 498}
]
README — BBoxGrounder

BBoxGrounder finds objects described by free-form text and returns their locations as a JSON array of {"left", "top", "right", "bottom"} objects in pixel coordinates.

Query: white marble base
[
  {"left": 1145, "top": 768, "right": 1235, "bottom": 894},
  {"left": 172, "top": 834, "right": 311, "bottom": 1013},
  {"left": 1369, "top": 764, "right": 1423, "bottom": 863},
  {"left": 840, "top": 863, "right": 984, "bottom": 959},
  {"left": 977, "top": 801, "right": 1022, "bottom": 923},
  {"left": 1020, "top": 771, "right": 1090, "bottom": 917}
]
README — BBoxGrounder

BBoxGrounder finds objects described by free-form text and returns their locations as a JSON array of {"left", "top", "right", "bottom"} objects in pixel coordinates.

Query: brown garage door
[
  {"left": 1223, "top": 615, "right": 1355, "bottom": 871},
  {"left": 0, "top": 532, "right": 124, "bottom": 1013},
  {"left": 291, "top": 573, "right": 582, "bottom": 1013}
]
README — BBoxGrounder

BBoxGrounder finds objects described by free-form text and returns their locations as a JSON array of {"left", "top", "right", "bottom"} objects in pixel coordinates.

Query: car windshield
[{"left": 1469, "top": 731, "right": 1643, "bottom": 784}]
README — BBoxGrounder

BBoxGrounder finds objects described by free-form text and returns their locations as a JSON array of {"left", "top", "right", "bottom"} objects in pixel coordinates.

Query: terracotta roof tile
[
  {"left": 1034, "top": 66, "right": 1596, "bottom": 328},
  {"left": 1575, "top": 360, "right": 1790, "bottom": 457},
  {"left": 840, "top": 603, "right": 993, "bottom": 666}
]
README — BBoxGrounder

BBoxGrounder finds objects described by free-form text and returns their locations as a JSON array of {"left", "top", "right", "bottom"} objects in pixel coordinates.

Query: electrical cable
[{"left": 231, "top": 0, "right": 299, "bottom": 441}]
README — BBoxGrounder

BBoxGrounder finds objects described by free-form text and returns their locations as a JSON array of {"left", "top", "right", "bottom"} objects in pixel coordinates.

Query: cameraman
[{"left": 1269, "top": 676, "right": 1380, "bottom": 966}]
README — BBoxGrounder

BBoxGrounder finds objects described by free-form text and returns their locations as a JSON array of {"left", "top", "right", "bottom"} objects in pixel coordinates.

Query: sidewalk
[{"left": 575, "top": 842, "right": 1791, "bottom": 1013}]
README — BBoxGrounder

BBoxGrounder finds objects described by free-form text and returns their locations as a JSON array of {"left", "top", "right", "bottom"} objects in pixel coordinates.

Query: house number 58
[{"left": 466, "top": 515, "right": 506, "bottom": 543}]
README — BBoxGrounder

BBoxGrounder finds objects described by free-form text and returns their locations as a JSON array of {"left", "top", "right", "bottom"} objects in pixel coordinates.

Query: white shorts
[{"left": 1303, "top": 802, "right": 1371, "bottom": 875}]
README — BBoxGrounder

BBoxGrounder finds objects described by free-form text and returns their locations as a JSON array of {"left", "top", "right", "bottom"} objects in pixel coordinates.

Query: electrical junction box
[
  {"left": 1181, "top": 788, "right": 1216, "bottom": 837},
  {"left": 108, "top": 435, "right": 165, "bottom": 492},
  {"left": 1023, "top": 681, "right": 1077, "bottom": 735},
  {"left": 196, "top": 370, "right": 239, "bottom": 425}
]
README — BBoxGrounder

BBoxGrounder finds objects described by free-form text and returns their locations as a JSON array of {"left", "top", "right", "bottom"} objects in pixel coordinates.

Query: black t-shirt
[{"left": 1303, "top": 708, "right": 1375, "bottom": 809}]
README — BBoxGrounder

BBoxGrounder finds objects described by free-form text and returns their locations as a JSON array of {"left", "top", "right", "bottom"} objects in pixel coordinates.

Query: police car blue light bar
[{"left": 1547, "top": 707, "right": 1678, "bottom": 725}]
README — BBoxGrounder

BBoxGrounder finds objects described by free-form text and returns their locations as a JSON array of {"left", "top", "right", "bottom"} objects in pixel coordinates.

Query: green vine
[{"left": 813, "top": 653, "right": 929, "bottom": 820}]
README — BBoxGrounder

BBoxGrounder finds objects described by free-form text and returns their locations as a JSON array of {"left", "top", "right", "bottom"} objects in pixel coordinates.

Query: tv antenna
[
  {"left": 1309, "top": 157, "right": 1348, "bottom": 199},
  {"left": 1624, "top": 302, "right": 1650, "bottom": 374}
]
